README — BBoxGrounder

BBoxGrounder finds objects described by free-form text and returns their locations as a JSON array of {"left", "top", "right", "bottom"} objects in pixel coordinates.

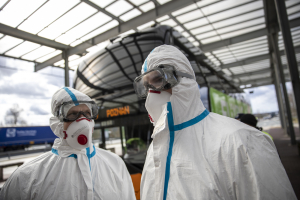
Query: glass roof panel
[
  {"left": 230, "top": 44, "right": 268, "bottom": 55},
  {"left": 222, "top": 69, "right": 232, "bottom": 75},
  {"left": 196, "top": 30, "right": 218, "bottom": 40},
  {"left": 172, "top": 4, "right": 197, "bottom": 16},
  {"left": 234, "top": 48, "right": 268, "bottom": 58},
  {"left": 36, "top": 50, "right": 62, "bottom": 62},
  {"left": 18, "top": 0, "right": 80, "bottom": 34},
  {"left": 0, "top": 36, "right": 23, "bottom": 54},
  {"left": 5, "top": 41, "right": 40, "bottom": 57},
  {"left": 217, "top": 18, "right": 265, "bottom": 34},
  {"left": 80, "top": 20, "right": 119, "bottom": 41},
  {"left": 54, "top": 60, "right": 64, "bottom": 66},
  {"left": 120, "top": 8, "right": 142, "bottom": 21},
  {"left": 227, "top": 36, "right": 267, "bottom": 47},
  {"left": 0, "top": 0, "right": 47, "bottom": 28},
  {"left": 160, "top": 19, "right": 177, "bottom": 27},
  {"left": 201, "top": 36, "right": 221, "bottom": 44},
  {"left": 201, "top": 0, "right": 252, "bottom": 16},
  {"left": 157, "top": 0, "right": 171, "bottom": 5},
  {"left": 184, "top": 17, "right": 209, "bottom": 30},
  {"left": 139, "top": 1, "right": 155, "bottom": 12},
  {"left": 212, "top": 47, "right": 230, "bottom": 54},
  {"left": 90, "top": 0, "right": 115, "bottom": 8},
  {"left": 196, "top": 0, "right": 220, "bottom": 8},
  {"left": 38, "top": 2, "right": 97, "bottom": 40},
  {"left": 193, "top": 41, "right": 200, "bottom": 46},
  {"left": 70, "top": 39, "right": 84, "bottom": 47},
  {"left": 86, "top": 40, "right": 110, "bottom": 52},
  {"left": 55, "top": 12, "right": 112, "bottom": 45},
  {"left": 129, "top": 0, "right": 149, "bottom": 6},
  {"left": 173, "top": 26, "right": 184, "bottom": 32},
  {"left": 222, "top": 59, "right": 237, "bottom": 64},
  {"left": 156, "top": 15, "right": 169, "bottom": 22},
  {"left": 69, "top": 55, "right": 80, "bottom": 61},
  {"left": 207, "top": 1, "right": 263, "bottom": 23},
  {"left": 176, "top": 10, "right": 203, "bottom": 23},
  {"left": 105, "top": 0, "right": 133, "bottom": 17},
  {"left": 220, "top": 24, "right": 265, "bottom": 40},
  {"left": 181, "top": 32, "right": 190, "bottom": 38},
  {"left": 118, "top": 29, "right": 135, "bottom": 37},
  {"left": 191, "top": 24, "right": 214, "bottom": 35},
  {"left": 212, "top": 9, "right": 264, "bottom": 29},
  {"left": 285, "top": 0, "right": 299, "bottom": 8},
  {"left": 228, "top": 41, "right": 268, "bottom": 51},
  {"left": 287, "top": 4, "right": 300, "bottom": 15},
  {"left": 187, "top": 37, "right": 195, "bottom": 42},
  {"left": 137, "top": 21, "right": 155, "bottom": 30},
  {"left": 22, "top": 46, "right": 55, "bottom": 61},
  {"left": 289, "top": 12, "right": 300, "bottom": 20}
]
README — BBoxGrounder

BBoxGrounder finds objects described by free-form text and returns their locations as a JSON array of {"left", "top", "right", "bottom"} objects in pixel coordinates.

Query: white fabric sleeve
[
  {"left": 0, "top": 170, "right": 24, "bottom": 200},
  {"left": 223, "top": 129, "right": 297, "bottom": 200},
  {"left": 120, "top": 159, "right": 136, "bottom": 200}
]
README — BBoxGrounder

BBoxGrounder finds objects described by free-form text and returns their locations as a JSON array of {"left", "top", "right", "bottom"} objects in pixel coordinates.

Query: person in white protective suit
[
  {"left": 133, "top": 45, "right": 297, "bottom": 200},
  {"left": 0, "top": 87, "right": 136, "bottom": 200}
]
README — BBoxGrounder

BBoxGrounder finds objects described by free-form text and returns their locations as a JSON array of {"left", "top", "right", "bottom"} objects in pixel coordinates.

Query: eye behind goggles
[
  {"left": 56, "top": 101, "right": 99, "bottom": 122},
  {"left": 133, "top": 64, "right": 194, "bottom": 98}
]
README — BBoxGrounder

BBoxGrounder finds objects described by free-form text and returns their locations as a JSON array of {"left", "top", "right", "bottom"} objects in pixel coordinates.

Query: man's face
[{"left": 63, "top": 104, "right": 90, "bottom": 130}]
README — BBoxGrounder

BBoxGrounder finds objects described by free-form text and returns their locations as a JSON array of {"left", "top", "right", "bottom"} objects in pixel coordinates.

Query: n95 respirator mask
[
  {"left": 63, "top": 117, "right": 94, "bottom": 150},
  {"left": 145, "top": 90, "right": 171, "bottom": 126}
]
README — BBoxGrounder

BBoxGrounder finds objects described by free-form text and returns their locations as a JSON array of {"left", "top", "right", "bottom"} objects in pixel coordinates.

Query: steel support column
[
  {"left": 64, "top": 50, "right": 70, "bottom": 87},
  {"left": 271, "top": 33, "right": 296, "bottom": 144},
  {"left": 271, "top": 60, "right": 286, "bottom": 130},
  {"left": 274, "top": 0, "right": 300, "bottom": 134}
]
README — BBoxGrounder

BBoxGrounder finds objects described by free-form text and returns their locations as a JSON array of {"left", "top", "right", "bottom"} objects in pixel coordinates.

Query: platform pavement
[{"left": 268, "top": 126, "right": 300, "bottom": 199}]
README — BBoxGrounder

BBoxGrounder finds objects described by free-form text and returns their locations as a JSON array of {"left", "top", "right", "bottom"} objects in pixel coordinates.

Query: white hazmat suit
[
  {"left": 140, "top": 45, "right": 296, "bottom": 200},
  {"left": 0, "top": 87, "right": 136, "bottom": 200}
]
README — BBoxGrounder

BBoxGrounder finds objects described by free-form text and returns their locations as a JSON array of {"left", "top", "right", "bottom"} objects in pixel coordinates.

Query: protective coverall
[
  {"left": 140, "top": 45, "right": 296, "bottom": 200},
  {"left": 0, "top": 87, "right": 136, "bottom": 200}
]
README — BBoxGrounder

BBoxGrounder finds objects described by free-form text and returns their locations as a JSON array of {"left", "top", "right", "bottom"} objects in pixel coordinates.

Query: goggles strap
[{"left": 176, "top": 71, "right": 194, "bottom": 80}]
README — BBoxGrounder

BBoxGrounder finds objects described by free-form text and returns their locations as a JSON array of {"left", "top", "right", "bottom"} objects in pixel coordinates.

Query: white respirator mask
[
  {"left": 63, "top": 117, "right": 94, "bottom": 150},
  {"left": 145, "top": 90, "right": 171, "bottom": 126}
]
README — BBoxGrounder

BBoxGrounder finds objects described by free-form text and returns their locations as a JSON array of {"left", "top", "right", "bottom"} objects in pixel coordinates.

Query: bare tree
[{"left": 5, "top": 104, "right": 27, "bottom": 125}]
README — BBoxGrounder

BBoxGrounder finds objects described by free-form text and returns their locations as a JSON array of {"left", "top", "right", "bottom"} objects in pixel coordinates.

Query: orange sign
[{"left": 106, "top": 106, "right": 130, "bottom": 117}]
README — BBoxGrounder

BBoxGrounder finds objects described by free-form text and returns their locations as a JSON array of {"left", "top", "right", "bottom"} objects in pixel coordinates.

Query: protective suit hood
[{"left": 142, "top": 45, "right": 206, "bottom": 127}]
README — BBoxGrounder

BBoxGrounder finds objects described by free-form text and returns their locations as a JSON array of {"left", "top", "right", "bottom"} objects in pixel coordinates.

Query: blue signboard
[{"left": 0, "top": 126, "right": 58, "bottom": 147}]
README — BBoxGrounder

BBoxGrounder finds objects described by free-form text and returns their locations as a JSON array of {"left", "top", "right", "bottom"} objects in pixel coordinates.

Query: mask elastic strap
[{"left": 176, "top": 71, "right": 194, "bottom": 80}]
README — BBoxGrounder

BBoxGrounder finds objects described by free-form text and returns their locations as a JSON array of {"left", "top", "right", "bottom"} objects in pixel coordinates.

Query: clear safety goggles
[
  {"left": 57, "top": 101, "right": 99, "bottom": 122},
  {"left": 133, "top": 64, "right": 194, "bottom": 98}
]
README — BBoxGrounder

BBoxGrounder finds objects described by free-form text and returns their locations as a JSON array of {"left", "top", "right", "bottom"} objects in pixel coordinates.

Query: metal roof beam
[
  {"left": 222, "top": 54, "right": 270, "bottom": 69},
  {"left": 232, "top": 63, "right": 300, "bottom": 79},
  {"left": 221, "top": 45, "right": 300, "bottom": 69},
  {"left": 232, "top": 68, "right": 271, "bottom": 79},
  {"left": 241, "top": 81, "right": 274, "bottom": 89},
  {"left": 35, "top": 0, "right": 199, "bottom": 71},
  {"left": 201, "top": 17, "right": 300, "bottom": 52},
  {"left": 239, "top": 74, "right": 290, "bottom": 86},
  {"left": 0, "top": 23, "right": 69, "bottom": 50}
]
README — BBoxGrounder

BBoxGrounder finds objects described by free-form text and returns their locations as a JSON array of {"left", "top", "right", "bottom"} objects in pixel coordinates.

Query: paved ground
[{"left": 269, "top": 126, "right": 300, "bottom": 199}]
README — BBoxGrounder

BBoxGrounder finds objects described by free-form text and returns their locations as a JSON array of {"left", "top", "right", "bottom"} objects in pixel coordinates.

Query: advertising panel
[{"left": 209, "top": 87, "right": 251, "bottom": 117}]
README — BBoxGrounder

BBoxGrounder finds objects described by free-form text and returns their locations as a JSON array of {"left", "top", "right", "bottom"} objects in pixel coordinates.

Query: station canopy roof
[{"left": 0, "top": 0, "right": 299, "bottom": 91}]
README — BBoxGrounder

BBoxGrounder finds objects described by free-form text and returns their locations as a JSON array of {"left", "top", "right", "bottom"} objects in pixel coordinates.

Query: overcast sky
[
  {"left": 0, "top": 55, "right": 292, "bottom": 126},
  {"left": 0, "top": 56, "right": 74, "bottom": 126}
]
